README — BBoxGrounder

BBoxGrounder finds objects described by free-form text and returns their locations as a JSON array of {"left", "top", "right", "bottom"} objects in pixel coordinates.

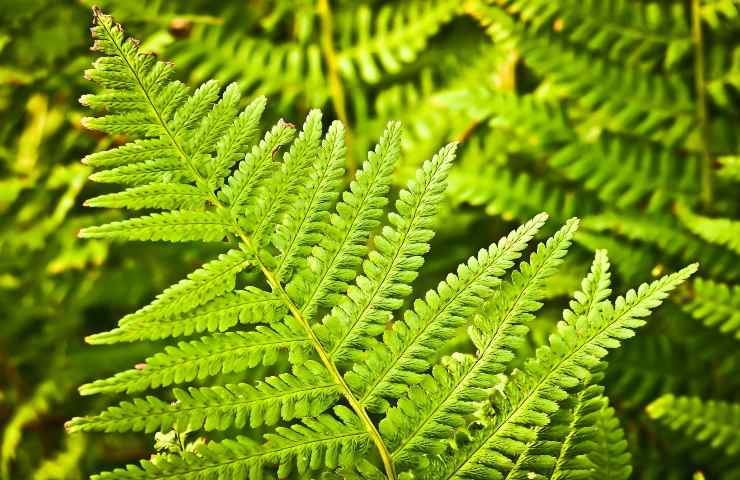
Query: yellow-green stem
[
  {"left": 317, "top": 0, "right": 355, "bottom": 176},
  {"left": 691, "top": 0, "right": 714, "bottom": 209}
]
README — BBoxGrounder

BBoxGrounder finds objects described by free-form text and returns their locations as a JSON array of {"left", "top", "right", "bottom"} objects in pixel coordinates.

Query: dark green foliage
[{"left": 0, "top": 1, "right": 738, "bottom": 479}]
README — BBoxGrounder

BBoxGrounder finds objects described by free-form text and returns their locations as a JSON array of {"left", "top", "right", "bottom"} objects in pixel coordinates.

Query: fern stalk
[
  {"left": 237, "top": 231, "right": 398, "bottom": 480},
  {"left": 317, "top": 0, "right": 354, "bottom": 175},
  {"left": 691, "top": 0, "right": 714, "bottom": 208}
]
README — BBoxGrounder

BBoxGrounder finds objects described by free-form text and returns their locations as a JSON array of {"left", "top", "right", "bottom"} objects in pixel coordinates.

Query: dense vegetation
[{"left": 0, "top": 1, "right": 738, "bottom": 479}]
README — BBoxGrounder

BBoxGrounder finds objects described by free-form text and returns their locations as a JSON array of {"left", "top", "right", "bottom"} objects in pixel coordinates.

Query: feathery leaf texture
[
  {"left": 648, "top": 395, "right": 740, "bottom": 457},
  {"left": 684, "top": 278, "right": 740, "bottom": 339},
  {"left": 71, "top": 8, "right": 698, "bottom": 479}
]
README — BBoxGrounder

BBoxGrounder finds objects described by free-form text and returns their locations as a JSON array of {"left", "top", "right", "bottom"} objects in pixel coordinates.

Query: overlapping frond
[
  {"left": 437, "top": 262, "right": 696, "bottom": 479},
  {"left": 286, "top": 122, "right": 402, "bottom": 319},
  {"left": 316, "top": 142, "right": 457, "bottom": 365},
  {"left": 351, "top": 214, "right": 547, "bottom": 413},
  {"left": 384, "top": 219, "right": 580, "bottom": 470}
]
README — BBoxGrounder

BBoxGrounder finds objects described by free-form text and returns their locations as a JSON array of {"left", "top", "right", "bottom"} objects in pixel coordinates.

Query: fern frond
[
  {"left": 208, "top": 95, "right": 267, "bottom": 188},
  {"left": 88, "top": 287, "right": 285, "bottom": 344},
  {"left": 317, "top": 142, "right": 457, "bottom": 365},
  {"left": 249, "top": 110, "right": 324, "bottom": 247},
  {"left": 676, "top": 203, "right": 740, "bottom": 255},
  {"left": 487, "top": 0, "right": 691, "bottom": 68},
  {"left": 439, "top": 263, "right": 696, "bottom": 479},
  {"left": 84, "top": 183, "right": 208, "bottom": 210},
  {"left": 91, "top": 406, "right": 369, "bottom": 480},
  {"left": 80, "top": 319, "right": 311, "bottom": 395},
  {"left": 78, "top": 210, "right": 232, "bottom": 242},
  {"left": 274, "top": 120, "right": 346, "bottom": 280},
  {"left": 540, "top": 380, "right": 631, "bottom": 480},
  {"left": 80, "top": 137, "right": 176, "bottom": 168},
  {"left": 684, "top": 278, "right": 740, "bottom": 339},
  {"left": 548, "top": 385, "right": 607, "bottom": 480},
  {"left": 86, "top": 157, "right": 188, "bottom": 186},
  {"left": 218, "top": 120, "right": 296, "bottom": 215},
  {"left": 286, "top": 122, "right": 402, "bottom": 319},
  {"left": 648, "top": 395, "right": 740, "bottom": 457},
  {"left": 351, "top": 213, "right": 547, "bottom": 413},
  {"left": 68, "top": 361, "right": 339, "bottom": 434},
  {"left": 336, "top": 0, "right": 461, "bottom": 83},
  {"left": 582, "top": 211, "right": 740, "bottom": 281},
  {"left": 385, "top": 219, "right": 579, "bottom": 469},
  {"left": 86, "top": 248, "right": 252, "bottom": 344},
  {"left": 586, "top": 397, "right": 632, "bottom": 480},
  {"left": 470, "top": 3, "right": 698, "bottom": 149}
]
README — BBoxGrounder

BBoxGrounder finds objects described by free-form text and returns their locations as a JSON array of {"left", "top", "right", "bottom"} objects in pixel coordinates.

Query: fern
[
  {"left": 648, "top": 395, "right": 740, "bottom": 458},
  {"left": 65, "top": 8, "right": 698, "bottom": 480}
]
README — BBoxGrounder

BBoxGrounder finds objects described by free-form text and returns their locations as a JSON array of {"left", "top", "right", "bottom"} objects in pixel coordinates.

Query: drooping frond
[
  {"left": 683, "top": 278, "right": 740, "bottom": 339},
  {"left": 438, "top": 263, "right": 697, "bottom": 479},
  {"left": 91, "top": 406, "right": 369, "bottom": 480},
  {"left": 648, "top": 395, "right": 740, "bottom": 457},
  {"left": 68, "top": 361, "right": 339, "bottom": 434}
]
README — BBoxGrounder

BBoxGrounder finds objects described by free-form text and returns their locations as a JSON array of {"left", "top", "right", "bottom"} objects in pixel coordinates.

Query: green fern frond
[
  {"left": 487, "top": 0, "right": 691, "bottom": 68},
  {"left": 286, "top": 121, "right": 402, "bottom": 319},
  {"left": 648, "top": 395, "right": 740, "bottom": 457},
  {"left": 470, "top": 2, "right": 698, "bottom": 149},
  {"left": 91, "top": 406, "right": 369, "bottom": 480},
  {"left": 71, "top": 8, "right": 702, "bottom": 479},
  {"left": 84, "top": 183, "right": 208, "bottom": 210},
  {"left": 88, "top": 287, "right": 285, "bottom": 344},
  {"left": 274, "top": 120, "right": 346, "bottom": 280},
  {"left": 68, "top": 361, "right": 339, "bottom": 434},
  {"left": 316, "top": 142, "right": 457, "bottom": 365},
  {"left": 586, "top": 397, "right": 632, "bottom": 480},
  {"left": 351, "top": 213, "right": 547, "bottom": 413},
  {"left": 336, "top": 0, "right": 461, "bottom": 84},
  {"left": 684, "top": 278, "right": 740, "bottom": 339},
  {"left": 582, "top": 211, "right": 740, "bottom": 281},
  {"left": 384, "top": 219, "right": 579, "bottom": 470},
  {"left": 439, "top": 262, "right": 696, "bottom": 479},
  {"left": 676, "top": 203, "right": 740, "bottom": 255},
  {"left": 78, "top": 210, "right": 232, "bottom": 242},
  {"left": 80, "top": 319, "right": 311, "bottom": 395}
]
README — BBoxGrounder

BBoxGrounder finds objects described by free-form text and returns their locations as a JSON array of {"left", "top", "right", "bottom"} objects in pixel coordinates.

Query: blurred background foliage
[{"left": 0, "top": 0, "right": 738, "bottom": 478}]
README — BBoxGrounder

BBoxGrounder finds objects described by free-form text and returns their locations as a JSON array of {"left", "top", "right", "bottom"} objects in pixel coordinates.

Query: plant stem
[
  {"left": 691, "top": 0, "right": 714, "bottom": 209},
  {"left": 317, "top": 0, "right": 355, "bottom": 176}
]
